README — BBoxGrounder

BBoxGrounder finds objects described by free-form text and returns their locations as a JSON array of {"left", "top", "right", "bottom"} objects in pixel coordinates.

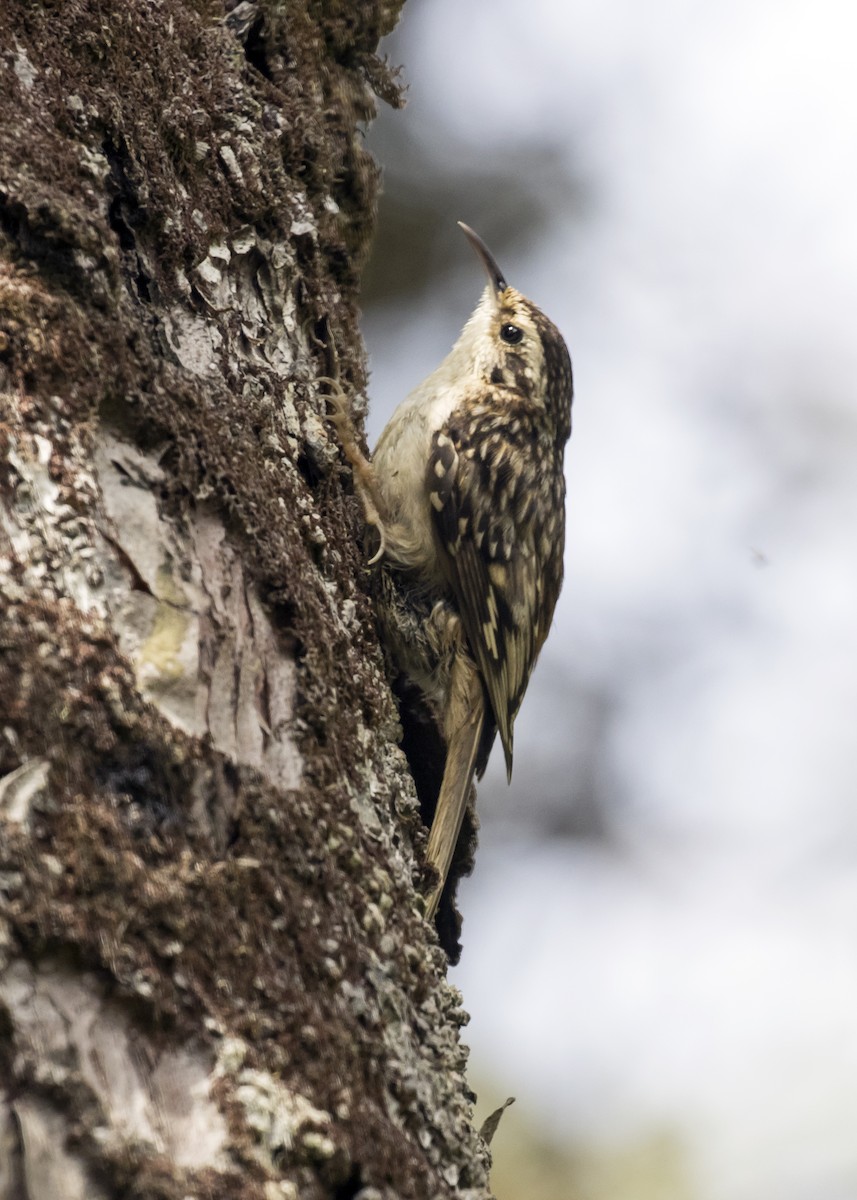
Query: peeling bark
[{"left": 0, "top": 3, "right": 492, "bottom": 1197}]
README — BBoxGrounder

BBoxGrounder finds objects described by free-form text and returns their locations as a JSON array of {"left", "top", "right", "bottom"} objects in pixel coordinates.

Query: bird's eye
[{"left": 500, "top": 323, "right": 523, "bottom": 345}]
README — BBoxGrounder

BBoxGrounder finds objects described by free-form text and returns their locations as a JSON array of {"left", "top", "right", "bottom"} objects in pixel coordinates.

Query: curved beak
[{"left": 457, "top": 221, "right": 507, "bottom": 293}]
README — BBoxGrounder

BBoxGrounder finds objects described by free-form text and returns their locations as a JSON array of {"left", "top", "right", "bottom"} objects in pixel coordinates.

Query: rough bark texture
[{"left": 0, "top": 3, "right": 492, "bottom": 1197}]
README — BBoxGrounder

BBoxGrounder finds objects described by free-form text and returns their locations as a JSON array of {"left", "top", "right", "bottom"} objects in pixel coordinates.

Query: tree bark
[{"left": 0, "top": 3, "right": 492, "bottom": 1197}]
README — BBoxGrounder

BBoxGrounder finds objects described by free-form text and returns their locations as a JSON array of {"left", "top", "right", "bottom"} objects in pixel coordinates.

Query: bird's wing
[{"left": 427, "top": 402, "right": 565, "bottom": 777}]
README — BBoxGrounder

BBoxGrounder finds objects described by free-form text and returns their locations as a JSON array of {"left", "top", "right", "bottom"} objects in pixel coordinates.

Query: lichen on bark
[{"left": 0, "top": 2, "right": 493, "bottom": 1196}]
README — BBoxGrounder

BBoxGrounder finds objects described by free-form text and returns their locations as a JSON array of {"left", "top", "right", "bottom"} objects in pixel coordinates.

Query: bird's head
[{"left": 454, "top": 222, "right": 573, "bottom": 441}]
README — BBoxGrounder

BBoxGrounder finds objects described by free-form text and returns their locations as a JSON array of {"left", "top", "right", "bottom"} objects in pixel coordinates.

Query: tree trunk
[{"left": 0, "top": 3, "right": 492, "bottom": 1197}]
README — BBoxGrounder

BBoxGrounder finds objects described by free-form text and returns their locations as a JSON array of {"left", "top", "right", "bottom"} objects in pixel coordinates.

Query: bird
[{"left": 331, "top": 222, "right": 574, "bottom": 923}]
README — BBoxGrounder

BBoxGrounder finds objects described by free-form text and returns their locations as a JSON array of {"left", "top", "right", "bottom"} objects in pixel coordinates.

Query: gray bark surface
[{"left": 0, "top": 3, "right": 492, "bottom": 1196}]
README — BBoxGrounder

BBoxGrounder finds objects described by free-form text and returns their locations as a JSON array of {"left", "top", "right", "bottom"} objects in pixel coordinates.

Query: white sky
[{"left": 363, "top": 3, "right": 857, "bottom": 1196}]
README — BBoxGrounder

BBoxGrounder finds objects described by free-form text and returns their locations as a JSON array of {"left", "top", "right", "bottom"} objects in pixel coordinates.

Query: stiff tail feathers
[{"left": 424, "top": 667, "right": 486, "bottom": 920}]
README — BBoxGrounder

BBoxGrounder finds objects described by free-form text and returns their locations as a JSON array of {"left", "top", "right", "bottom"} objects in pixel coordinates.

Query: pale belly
[{"left": 372, "top": 380, "right": 465, "bottom": 577}]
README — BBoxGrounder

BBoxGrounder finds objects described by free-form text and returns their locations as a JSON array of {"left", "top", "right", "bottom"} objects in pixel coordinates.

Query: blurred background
[{"left": 359, "top": 2, "right": 857, "bottom": 1197}]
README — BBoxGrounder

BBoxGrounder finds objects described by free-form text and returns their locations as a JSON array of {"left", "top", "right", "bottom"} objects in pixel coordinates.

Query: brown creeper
[{"left": 336, "top": 223, "right": 573, "bottom": 923}]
